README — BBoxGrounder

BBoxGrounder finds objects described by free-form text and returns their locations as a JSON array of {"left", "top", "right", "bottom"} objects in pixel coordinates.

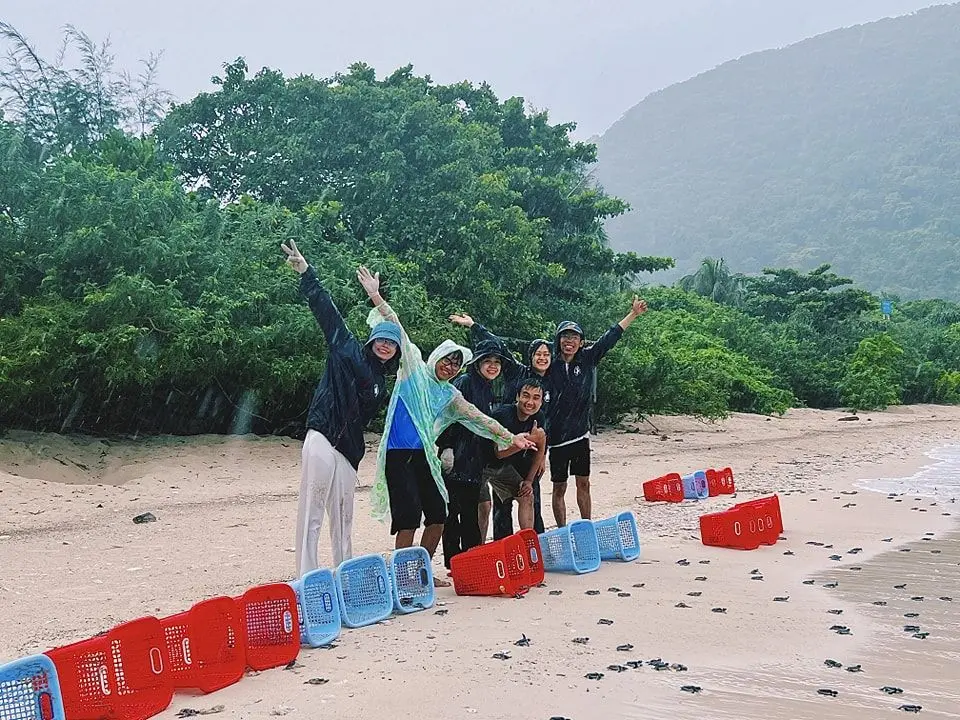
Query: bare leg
[
  {"left": 477, "top": 500, "right": 492, "bottom": 542},
  {"left": 575, "top": 475, "right": 591, "bottom": 520},
  {"left": 421, "top": 524, "right": 451, "bottom": 587},
  {"left": 517, "top": 495, "right": 534, "bottom": 530},
  {"left": 395, "top": 529, "right": 416, "bottom": 549},
  {"left": 552, "top": 481, "right": 568, "bottom": 528}
]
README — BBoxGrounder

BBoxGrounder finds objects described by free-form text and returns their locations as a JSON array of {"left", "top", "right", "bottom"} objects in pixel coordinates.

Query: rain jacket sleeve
[
  {"left": 581, "top": 324, "right": 624, "bottom": 366},
  {"left": 300, "top": 266, "right": 358, "bottom": 350},
  {"left": 445, "top": 391, "right": 514, "bottom": 451}
]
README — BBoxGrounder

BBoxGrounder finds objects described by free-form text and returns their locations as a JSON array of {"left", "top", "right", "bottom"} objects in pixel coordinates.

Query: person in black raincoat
[
  {"left": 449, "top": 314, "right": 551, "bottom": 538},
  {"left": 438, "top": 338, "right": 513, "bottom": 567},
  {"left": 282, "top": 240, "right": 402, "bottom": 577}
]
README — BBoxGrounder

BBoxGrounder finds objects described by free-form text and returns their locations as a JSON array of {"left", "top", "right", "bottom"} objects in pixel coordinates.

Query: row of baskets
[
  {"left": 643, "top": 467, "right": 736, "bottom": 503},
  {"left": 0, "top": 546, "right": 435, "bottom": 720},
  {"left": 0, "top": 512, "right": 641, "bottom": 720}
]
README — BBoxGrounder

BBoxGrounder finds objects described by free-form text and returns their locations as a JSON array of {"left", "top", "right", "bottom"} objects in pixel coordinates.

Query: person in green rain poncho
[{"left": 357, "top": 267, "right": 536, "bottom": 586}]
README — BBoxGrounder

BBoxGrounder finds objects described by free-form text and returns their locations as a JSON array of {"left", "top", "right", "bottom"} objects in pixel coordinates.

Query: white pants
[{"left": 295, "top": 430, "right": 357, "bottom": 578}]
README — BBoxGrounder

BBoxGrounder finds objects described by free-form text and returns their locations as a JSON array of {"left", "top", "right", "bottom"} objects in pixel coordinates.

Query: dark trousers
[
  {"left": 442, "top": 479, "right": 483, "bottom": 569},
  {"left": 492, "top": 478, "right": 545, "bottom": 540}
]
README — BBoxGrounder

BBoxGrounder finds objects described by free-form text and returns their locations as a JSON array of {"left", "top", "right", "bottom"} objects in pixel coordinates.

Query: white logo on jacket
[
  {"left": 373, "top": 384, "right": 380, "bottom": 397},
  {"left": 573, "top": 366, "right": 581, "bottom": 377}
]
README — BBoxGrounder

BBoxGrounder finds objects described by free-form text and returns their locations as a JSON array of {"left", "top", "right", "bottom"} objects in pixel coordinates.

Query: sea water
[{"left": 858, "top": 444, "right": 960, "bottom": 500}]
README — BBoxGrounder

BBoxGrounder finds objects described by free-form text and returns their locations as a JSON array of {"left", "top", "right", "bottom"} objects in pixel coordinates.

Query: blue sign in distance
[{"left": 881, "top": 299, "right": 893, "bottom": 316}]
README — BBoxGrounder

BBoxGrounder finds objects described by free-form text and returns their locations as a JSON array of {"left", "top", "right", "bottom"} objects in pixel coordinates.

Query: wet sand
[{"left": 1, "top": 406, "right": 959, "bottom": 719}]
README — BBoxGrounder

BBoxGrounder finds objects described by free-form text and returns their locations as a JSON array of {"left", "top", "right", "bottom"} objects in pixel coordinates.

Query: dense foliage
[
  {"left": 1, "top": 27, "right": 958, "bottom": 436},
  {"left": 595, "top": 3, "right": 960, "bottom": 301}
]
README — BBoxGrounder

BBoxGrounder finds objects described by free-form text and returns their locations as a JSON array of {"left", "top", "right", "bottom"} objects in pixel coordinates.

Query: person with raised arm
[
  {"left": 281, "top": 240, "right": 402, "bottom": 578},
  {"left": 358, "top": 267, "right": 535, "bottom": 585}
]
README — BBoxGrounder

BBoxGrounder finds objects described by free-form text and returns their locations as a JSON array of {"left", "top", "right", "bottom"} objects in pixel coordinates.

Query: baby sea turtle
[
  {"left": 940, "top": 596, "right": 953, "bottom": 601},
  {"left": 829, "top": 555, "right": 843, "bottom": 561},
  {"left": 687, "top": 591, "right": 702, "bottom": 597},
  {"left": 900, "top": 548, "right": 912, "bottom": 552},
  {"left": 848, "top": 547, "right": 863, "bottom": 554},
  {"left": 829, "top": 625, "right": 850, "bottom": 634},
  {"left": 492, "top": 652, "right": 511, "bottom": 660},
  {"left": 607, "top": 587, "right": 621, "bottom": 592},
  {"left": 751, "top": 576, "right": 764, "bottom": 581},
  {"left": 880, "top": 686, "right": 904, "bottom": 695},
  {"left": 607, "top": 664, "right": 628, "bottom": 673},
  {"left": 904, "top": 612, "right": 919, "bottom": 618},
  {"left": 773, "top": 597, "right": 789, "bottom": 602},
  {"left": 807, "top": 541, "right": 824, "bottom": 546},
  {"left": 894, "top": 584, "right": 907, "bottom": 590},
  {"left": 699, "top": 560, "right": 710, "bottom": 564},
  {"left": 680, "top": 685, "right": 702, "bottom": 694},
  {"left": 598, "top": 618, "right": 614, "bottom": 625},
  {"left": 910, "top": 596, "right": 924, "bottom": 602},
  {"left": 803, "top": 580, "right": 816, "bottom": 585},
  {"left": 572, "top": 637, "right": 589, "bottom": 644},
  {"left": 633, "top": 583, "right": 645, "bottom": 588},
  {"left": 930, "top": 550, "right": 942, "bottom": 554},
  {"left": 675, "top": 602, "right": 691, "bottom": 609},
  {"left": 676, "top": 559, "right": 690, "bottom": 566},
  {"left": 882, "top": 537, "right": 893, "bottom": 542},
  {"left": 898, "top": 705, "right": 922, "bottom": 713},
  {"left": 827, "top": 609, "right": 843, "bottom": 615},
  {"left": 845, "top": 665, "right": 862, "bottom": 673},
  {"left": 873, "top": 601, "right": 887, "bottom": 606},
  {"left": 913, "top": 632, "right": 929, "bottom": 640},
  {"left": 584, "top": 672, "right": 604, "bottom": 681},
  {"left": 903, "top": 625, "right": 921, "bottom": 633},
  {"left": 670, "top": 663, "right": 688, "bottom": 672},
  {"left": 585, "top": 590, "right": 600, "bottom": 596},
  {"left": 849, "top": 567, "right": 862, "bottom": 571},
  {"left": 711, "top": 607, "right": 727, "bottom": 614},
  {"left": 817, "top": 689, "right": 838, "bottom": 697},
  {"left": 824, "top": 544, "right": 834, "bottom": 549},
  {"left": 548, "top": 590, "right": 562, "bottom": 596},
  {"left": 514, "top": 634, "right": 531, "bottom": 647},
  {"left": 824, "top": 582, "right": 839, "bottom": 589},
  {"left": 304, "top": 678, "right": 328, "bottom": 685},
  {"left": 618, "top": 592, "right": 631, "bottom": 598},
  {"left": 434, "top": 609, "right": 448, "bottom": 616},
  {"left": 646, "top": 658, "right": 664, "bottom": 666},
  {"left": 617, "top": 643, "right": 634, "bottom": 652},
  {"left": 625, "top": 660, "right": 644, "bottom": 669},
  {"left": 824, "top": 659, "right": 842, "bottom": 669},
  {"left": 695, "top": 576, "right": 707, "bottom": 581},
  {"left": 783, "top": 550, "right": 795, "bottom": 556}
]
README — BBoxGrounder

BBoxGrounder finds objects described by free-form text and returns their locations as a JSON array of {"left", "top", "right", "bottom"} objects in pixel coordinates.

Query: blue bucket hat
[{"left": 366, "top": 322, "right": 402, "bottom": 371}]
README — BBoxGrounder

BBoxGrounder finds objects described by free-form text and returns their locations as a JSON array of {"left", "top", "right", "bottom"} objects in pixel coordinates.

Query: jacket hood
[
  {"left": 427, "top": 339, "right": 473, "bottom": 382},
  {"left": 365, "top": 321, "right": 402, "bottom": 373},
  {"left": 468, "top": 338, "right": 511, "bottom": 370}
]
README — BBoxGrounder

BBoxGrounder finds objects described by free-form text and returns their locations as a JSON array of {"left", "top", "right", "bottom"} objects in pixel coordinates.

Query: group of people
[{"left": 283, "top": 240, "right": 647, "bottom": 585}]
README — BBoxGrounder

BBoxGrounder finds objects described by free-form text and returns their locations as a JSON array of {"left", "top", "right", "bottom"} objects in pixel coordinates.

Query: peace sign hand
[{"left": 281, "top": 239, "right": 308, "bottom": 274}]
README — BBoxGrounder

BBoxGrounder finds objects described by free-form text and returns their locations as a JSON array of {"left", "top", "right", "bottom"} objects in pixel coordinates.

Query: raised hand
[
  {"left": 281, "top": 239, "right": 308, "bottom": 274},
  {"left": 449, "top": 313, "right": 475, "bottom": 328},
  {"left": 357, "top": 265, "right": 381, "bottom": 297},
  {"left": 631, "top": 295, "right": 648, "bottom": 317}
]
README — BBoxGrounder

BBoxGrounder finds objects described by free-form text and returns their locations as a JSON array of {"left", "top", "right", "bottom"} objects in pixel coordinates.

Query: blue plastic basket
[
  {"left": 538, "top": 519, "right": 601, "bottom": 574},
  {"left": 594, "top": 511, "right": 642, "bottom": 561},
  {"left": 682, "top": 472, "right": 709, "bottom": 499},
  {"left": 388, "top": 547, "right": 435, "bottom": 614},
  {"left": 291, "top": 568, "right": 342, "bottom": 647},
  {"left": 0, "top": 654, "right": 66, "bottom": 720},
  {"left": 335, "top": 554, "right": 394, "bottom": 628}
]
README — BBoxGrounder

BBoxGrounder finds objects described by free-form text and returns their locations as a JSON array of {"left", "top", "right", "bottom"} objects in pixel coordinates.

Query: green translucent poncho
[{"left": 368, "top": 301, "right": 515, "bottom": 523}]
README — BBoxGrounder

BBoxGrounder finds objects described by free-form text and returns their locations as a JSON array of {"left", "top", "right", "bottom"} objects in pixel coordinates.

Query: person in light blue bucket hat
[{"left": 282, "top": 240, "right": 402, "bottom": 578}]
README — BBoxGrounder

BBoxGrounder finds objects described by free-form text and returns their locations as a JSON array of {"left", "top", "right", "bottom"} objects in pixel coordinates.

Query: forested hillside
[
  {"left": 2, "top": 25, "right": 960, "bottom": 437},
  {"left": 595, "top": 3, "right": 960, "bottom": 300}
]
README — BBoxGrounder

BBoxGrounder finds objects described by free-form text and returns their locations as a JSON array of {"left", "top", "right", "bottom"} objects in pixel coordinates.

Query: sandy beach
[{"left": 2, "top": 405, "right": 959, "bottom": 720}]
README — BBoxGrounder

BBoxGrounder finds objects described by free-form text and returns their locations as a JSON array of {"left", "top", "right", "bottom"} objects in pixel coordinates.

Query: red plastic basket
[
  {"left": 235, "top": 584, "right": 300, "bottom": 671},
  {"left": 160, "top": 596, "right": 245, "bottom": 693},
  {"left": 515, "top": 529, "right": 544, "bottom": 589},
  {"left": 450, "top": 536, "right": 530, "bottom": 596},
  {"left": 734, "top": 494, "right": 783, "bottom": 537},
  {"left": 718, "top": 467, "right": 736, "bottom": 494},
  {"left": 705, "top": 469, "right": 722, "bottom": 497},
  {"left": 642, "top": 473, "right": 684, "bottom": 502},
  {"left": 699, "top": 507, "right": 762, "bottom": 550},
  {"left": 46, "top": 616, "right": 173, "bottom": 720}
]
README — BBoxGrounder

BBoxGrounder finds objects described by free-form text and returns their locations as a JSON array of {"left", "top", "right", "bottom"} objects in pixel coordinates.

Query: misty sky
[{"left": 1, "top": 0, "right": 951, "bottom": 137}]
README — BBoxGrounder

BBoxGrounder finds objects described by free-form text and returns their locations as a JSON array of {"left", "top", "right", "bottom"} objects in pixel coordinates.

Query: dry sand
[{"left": 1, "top": 405, "right": 959, "bottom": 719}]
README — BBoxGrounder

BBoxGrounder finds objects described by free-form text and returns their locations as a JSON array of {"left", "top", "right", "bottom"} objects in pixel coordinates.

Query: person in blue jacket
[
  {"left": 548, "top": 295, "right": 647, "bottom": 526},
  {"left": 282, "top": 240, "right": 402, "bottom": 577}
]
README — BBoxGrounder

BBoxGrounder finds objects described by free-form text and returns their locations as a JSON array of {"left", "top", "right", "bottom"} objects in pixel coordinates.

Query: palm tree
[{"left": 677, "top": 257, "right": 746, "bottom": 306}]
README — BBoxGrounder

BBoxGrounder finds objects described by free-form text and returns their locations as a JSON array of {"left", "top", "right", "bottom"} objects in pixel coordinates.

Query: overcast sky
[{"left": 1, "top": 0, "right": 950, "bottom": 137}]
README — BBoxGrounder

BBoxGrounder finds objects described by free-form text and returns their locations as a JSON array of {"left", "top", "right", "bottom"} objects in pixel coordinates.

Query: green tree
[
  {"left": 840, "top": 333, "right": 904, "bottom": 410},
  {"left": 677, "top": 257, "right": 745, "bottom": 306}
]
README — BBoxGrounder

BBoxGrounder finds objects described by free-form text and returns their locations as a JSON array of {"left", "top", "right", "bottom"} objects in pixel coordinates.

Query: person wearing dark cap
[
  {"left": 282, "top": 240, "right": 402, "bottom": 577},
  {"left": 449, "top": 313, "right": 551, "bottom": 537},
  {"left": 548, "top": 296, "right": 648, "bottom": 526},
  {"left": 439, "top": 338, "right": 512, "bottom": 567}
]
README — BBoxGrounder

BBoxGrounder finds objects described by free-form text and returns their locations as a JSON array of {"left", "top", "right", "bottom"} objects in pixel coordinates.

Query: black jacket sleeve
[
  {"left": 299, "top": 265, "right": 360, "bottom": 355},
  {"left": 581, "top": 324, "right": 624, "bottom": 366}
]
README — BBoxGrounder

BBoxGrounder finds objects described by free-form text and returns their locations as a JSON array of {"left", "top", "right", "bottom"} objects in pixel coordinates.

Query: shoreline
[{"left": 1, "top": 405, "right": 959, "bottom": 719}]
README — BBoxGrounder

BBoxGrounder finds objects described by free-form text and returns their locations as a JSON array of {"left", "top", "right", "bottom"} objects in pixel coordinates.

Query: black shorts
[
  {"left": 386, "top": 449, "right": 447, "bottom": 534},
  {"left": 549, "top": 438, "right": 591, "bottom": 483}
]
